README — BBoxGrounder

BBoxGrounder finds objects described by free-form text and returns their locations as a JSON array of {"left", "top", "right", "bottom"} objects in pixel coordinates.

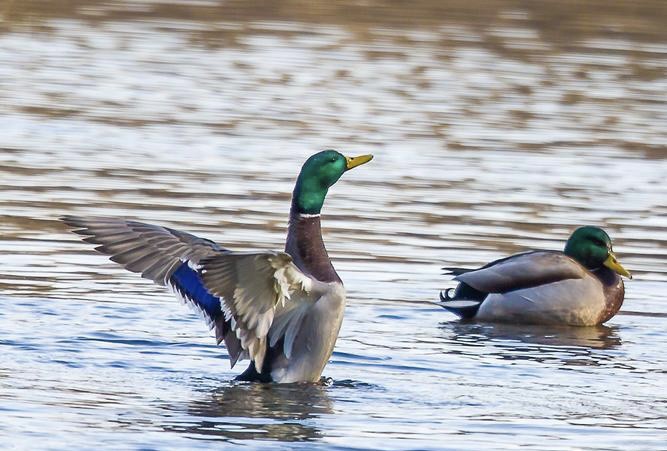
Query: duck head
[
  {"left": 293, "top": 150, "right": 373, "bottom": 215},
  {"left": 564, "top": 226, "right": 632, "bottom": 278}
]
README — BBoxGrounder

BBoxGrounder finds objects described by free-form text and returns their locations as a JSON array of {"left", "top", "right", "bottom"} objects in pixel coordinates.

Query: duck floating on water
[
  {"left": 439, "top": 226, "right": 632, "bottom": 326},
  {"left": 62, "top": 150, "right": 373, "bottom": 383}
]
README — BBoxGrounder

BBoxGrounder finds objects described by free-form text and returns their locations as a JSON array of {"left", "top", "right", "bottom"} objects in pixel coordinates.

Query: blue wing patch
[
  {"left": 168, "top": 261, "right": 241, "bottom": 363},
  {"left": 169, "top": 261, "right": 222, "bottom": 322}
]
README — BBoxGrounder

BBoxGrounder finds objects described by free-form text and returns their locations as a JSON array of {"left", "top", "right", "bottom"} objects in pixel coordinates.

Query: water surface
[{"left": 1, "top": 1, "right": 666, "bottom": 449}]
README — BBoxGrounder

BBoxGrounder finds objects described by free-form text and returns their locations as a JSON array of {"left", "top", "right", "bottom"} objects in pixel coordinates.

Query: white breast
[{"left": 270, "top": 283, "right": 346, "bottom": 383}]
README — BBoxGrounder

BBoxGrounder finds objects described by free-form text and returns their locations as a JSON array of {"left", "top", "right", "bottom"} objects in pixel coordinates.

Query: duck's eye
[{"left": 591, "top": 237, "right": 606, "bottom": 247}]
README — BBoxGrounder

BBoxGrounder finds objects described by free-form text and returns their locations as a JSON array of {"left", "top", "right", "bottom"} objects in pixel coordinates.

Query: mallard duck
[
  {"left": 61, "top": 150, "right": 373, "bottom": 383},
  {"left": 439, "top": 226, "right": 632, "bottom": 326}
]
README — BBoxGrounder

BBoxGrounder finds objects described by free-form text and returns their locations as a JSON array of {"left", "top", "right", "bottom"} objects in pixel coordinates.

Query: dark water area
[{"left": 0, "top": 1, "right": 666, "bottom": 449}]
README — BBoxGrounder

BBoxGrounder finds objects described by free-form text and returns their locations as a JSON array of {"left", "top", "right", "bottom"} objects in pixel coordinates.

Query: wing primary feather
[{"left": 61, "top": 215, "right": 246, "bottom": 366}]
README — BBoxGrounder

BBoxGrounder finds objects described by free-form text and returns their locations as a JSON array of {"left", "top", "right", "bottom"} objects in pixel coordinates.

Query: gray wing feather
[
  {"left": 456, "top": 251, "right": 587, "bottom": 294},
  {"left": 61, "top": 215, "right": 247, "bottom": 366},
  {"left": 62, "top": 215, "right": 225, "bottom": 284},
  {"left": 199, "top": 251, "right": 314, "bottom": 372},
  {"left": 268, "top": 301, "right": 310, "bottom": 359}
]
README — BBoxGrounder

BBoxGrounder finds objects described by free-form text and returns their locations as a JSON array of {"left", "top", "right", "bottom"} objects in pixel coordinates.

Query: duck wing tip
[{"left": 441, "top": 266, "right": 475, "bottom": 276}]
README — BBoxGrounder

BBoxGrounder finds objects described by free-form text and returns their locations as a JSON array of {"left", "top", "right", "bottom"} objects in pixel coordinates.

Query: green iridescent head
[
  {"left": 293, "top": 150, "right": 373, "bottom": 215},
  {"left": 564, "top": 226, "right": 631, "bottom": 278}
]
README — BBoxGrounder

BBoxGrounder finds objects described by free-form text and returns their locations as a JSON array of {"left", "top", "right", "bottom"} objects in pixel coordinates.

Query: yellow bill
[
  {"left": 345, "top": 154, "right": 373, "bottom": 170},
  {"left": 604, "top": 251, "right": 632, "bottom": 279}
]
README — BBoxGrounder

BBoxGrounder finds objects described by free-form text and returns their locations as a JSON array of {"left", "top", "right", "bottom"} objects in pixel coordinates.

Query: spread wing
[
  {"left": 455, "top": 251, "right": 587, "bottom": 294},
  {"left": 61, "top": 215, "right": 224, "bottom": 283},
  {"left": 60, "top": 215, "right": 246, "bottom": 365},
  {"left": 198, "top": 251, "right": 320, "bottom": 373}
]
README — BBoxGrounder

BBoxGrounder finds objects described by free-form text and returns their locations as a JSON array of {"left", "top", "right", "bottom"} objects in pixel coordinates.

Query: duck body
[
  {"left": 236, "top": 211, "right": 348, "bottom": 383},
  {"left": 63, "top": 150, "right": 372, "bottom": 383},
  {"left": 440, "top": 227, "right": 631, "bottom": 327}
]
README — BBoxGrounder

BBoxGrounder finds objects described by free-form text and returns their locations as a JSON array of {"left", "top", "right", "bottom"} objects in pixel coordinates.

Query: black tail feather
[
  {"left": 235, "top": 361, "right": 273, "bottom": 383},
  {"left": 438, "top": 290, "right": 483, "bottom": 320},
  {"left": 441, "top": 266, "right": 475, "bottom": 276}
]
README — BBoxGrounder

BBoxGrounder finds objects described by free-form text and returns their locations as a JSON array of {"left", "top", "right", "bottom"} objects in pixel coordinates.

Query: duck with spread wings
[{"left": 62, "top": 150, "right": 373, "bottom": 383}]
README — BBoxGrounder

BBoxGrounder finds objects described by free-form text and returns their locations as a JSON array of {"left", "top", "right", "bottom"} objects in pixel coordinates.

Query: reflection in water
[
  {"left": 440, "top": 321, "right": 623, "bottom": 366},
  {"left": 160, "top": 382, "right": 333, "bottom": 442}
]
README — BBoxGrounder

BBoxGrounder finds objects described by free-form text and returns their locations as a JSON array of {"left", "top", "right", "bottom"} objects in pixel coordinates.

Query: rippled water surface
[{"left": 1, "top": 1, "right": 666, "bottom": 449}]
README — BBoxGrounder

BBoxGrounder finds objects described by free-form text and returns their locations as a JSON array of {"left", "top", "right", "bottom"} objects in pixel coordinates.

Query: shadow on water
[
  {"left": 439, "top": 321, "right": 623, "bottom": 367},
  {"left": 159, "top": 382, "right": 334, "bottom": 442}
]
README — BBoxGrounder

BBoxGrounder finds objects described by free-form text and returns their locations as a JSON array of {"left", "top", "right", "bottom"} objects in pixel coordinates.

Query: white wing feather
[{"left": 198, "top": 251, "right": 317, "bottom": 372}]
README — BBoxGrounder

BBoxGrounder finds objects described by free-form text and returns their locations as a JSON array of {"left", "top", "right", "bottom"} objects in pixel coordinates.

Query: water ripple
[{"left": 1, "top": 1, "right": 666, "bottom": 450}]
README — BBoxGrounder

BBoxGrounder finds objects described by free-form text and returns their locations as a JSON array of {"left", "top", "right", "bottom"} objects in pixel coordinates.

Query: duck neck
[{"left": 285, "top": 201, "right": 341, "bottom": 284}]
